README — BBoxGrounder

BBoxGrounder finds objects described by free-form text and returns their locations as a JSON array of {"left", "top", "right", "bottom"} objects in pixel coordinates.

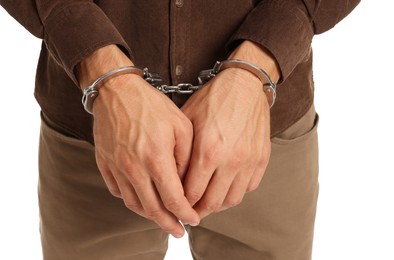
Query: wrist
[
  {"left": 228, "top": 40, "right": 281, "bottom": 83},
  {"left": 206, "top": 59, "right": 276, "bottom": 108},
  {"left": 216, "top": 67, "right": 262, "bottom": 88},
  {"left": 77, "top": 44, "right": 134, "bottom": 90},
  {"left": 81, "top": 66, "right": 146, "bottom": 114}
]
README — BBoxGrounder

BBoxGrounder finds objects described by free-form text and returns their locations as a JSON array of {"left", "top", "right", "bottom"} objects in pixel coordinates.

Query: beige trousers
[{"left": 38, "top": 105, "right": 319, "bottom": 260}]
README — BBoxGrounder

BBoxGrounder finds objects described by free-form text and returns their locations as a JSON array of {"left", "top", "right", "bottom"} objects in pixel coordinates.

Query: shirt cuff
[
  {"left": 42, "top": 2, "right": 133, "bottom": 86},
  {"left": 227, "top": 0, "right": 314, "bottom": 82}
]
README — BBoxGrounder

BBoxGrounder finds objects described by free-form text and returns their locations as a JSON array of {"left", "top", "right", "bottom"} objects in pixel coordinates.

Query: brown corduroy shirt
[{"left": 1, "top": 0, "right": 359, "bottom": 144}]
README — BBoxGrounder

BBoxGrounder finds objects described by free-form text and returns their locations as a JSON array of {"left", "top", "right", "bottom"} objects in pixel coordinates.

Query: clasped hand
[{"left": 92, "top": 67, "right": 271, "bottom": 239}]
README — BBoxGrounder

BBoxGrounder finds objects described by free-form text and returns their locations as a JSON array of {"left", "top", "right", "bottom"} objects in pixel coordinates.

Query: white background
[{"left": 1, "top": 1, "right": 393, "bottom": 259}]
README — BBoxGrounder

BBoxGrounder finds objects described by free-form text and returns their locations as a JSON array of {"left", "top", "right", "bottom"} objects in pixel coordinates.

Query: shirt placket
[{"left": 169, "top": 0, "right": 191, "bottom": 86}]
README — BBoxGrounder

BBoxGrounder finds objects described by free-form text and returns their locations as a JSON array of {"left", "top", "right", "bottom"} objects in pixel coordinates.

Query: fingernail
[
  {"left": 172, "top": 233, "right": 183, "bottom": 239},
  {"left": 182, "top": 221, "right": 199, "bottom": 227}
]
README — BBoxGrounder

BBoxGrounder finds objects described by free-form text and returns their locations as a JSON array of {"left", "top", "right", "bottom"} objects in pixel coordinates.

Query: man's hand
[
  {"left": 182, "top": 40, "right": 280, "bottom": 219},
  {"left": 78, "top": 45, "right": 200, "bottom": 238}
]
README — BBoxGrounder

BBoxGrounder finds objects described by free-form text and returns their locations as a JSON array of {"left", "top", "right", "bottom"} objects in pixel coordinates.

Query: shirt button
[
  {"left": 175, "top": 65, "right": 183, "bottom": 76},
  {"left": 175, "top": 0, "right": 184, "bottom": 8}
]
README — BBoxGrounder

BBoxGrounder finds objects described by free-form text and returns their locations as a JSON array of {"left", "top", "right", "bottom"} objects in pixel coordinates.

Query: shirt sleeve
[
  {"left": 227, "top": 0, "right": 360, "bottom": 81},
  {"left": 0, "top": 0, "right": 132, "bottom": 85}
]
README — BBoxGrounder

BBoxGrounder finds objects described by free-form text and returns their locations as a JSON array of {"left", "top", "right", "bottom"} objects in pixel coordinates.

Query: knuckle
[
  {"left": 257, "top": 158, "right": 269, "bottom": 172},
  {"left": 202, "top": 144, "right": 221, "bottom": 165},
  {"left": 150, "top": 171, "right": 166, "bottom": 187},
  {"left": 146, "top": 208, "right": 165, "bottom": 221},
  {"left": 113, "top": 151, "right": 137, "bottom": 174},
  {"left": 186, "top": 190, "right": 203, "bottom": 205},
  {"left": 204, "top": 201, "right": 222, "bottom": 212},
  {"left": 124, "top": 200, "right": 142, "bottom": 212},
  {"left": 146, "top": 155, "right": 166, "bottom": 176},
  {"left": 255, "top": 146, "right": 271, "bottom": 171},
  {"left": 164, "top": 199, "right": 182, "bottom": 213},
  {"left": 113, "top": 148, "right": 129, "bottom": 163},
  {"left": 144, "top": 154, "right": 157, "bottom": 168},
  {"left": 193, "top": 134, "right": 225, "bottom": 166},
  {"left": 247, "top": 182, "right": 259, "bottom": 192},
  {"left": 262, "top": 143, "right": 272, "bottom": 162},
  {"left": 250, "top": 152, "right": 261, "bottom": 164},
  {"left": 224, "top": 197, "right": 243, "bottom": 208},
  {"left": 121, "top": 160, "right": 136, "bottom": 174},
  {"left": 109, "top": 189, "right": 122, "bottom": 198},
  {"left": 124, "top": 171, "right": 146, "bottom": 187},
  {"left": 229, "top": 151, "right": 244, "bottom": 170}
]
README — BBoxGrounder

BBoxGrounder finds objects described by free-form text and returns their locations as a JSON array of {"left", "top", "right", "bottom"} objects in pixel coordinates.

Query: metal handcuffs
[{"left": 82, "top": 59, "right": 277, "bottom": 114}]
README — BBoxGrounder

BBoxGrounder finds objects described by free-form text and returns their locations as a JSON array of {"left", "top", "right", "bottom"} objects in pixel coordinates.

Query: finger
[
  {"left": 147, "top": 153, "right": 200, "bottom": 227},
  {"left": 115, "top": 174, "right": 146, "bottom": 217},
  {"left": 193, "top": 167, "right": 236, "bottom": 219},
  {"left": 247, "top": 161, "right": 268, "bottom": 192},
  {"left": 173, "top": 118, "right": 193, "bottom": 181},
  {"left": 247, "top": 142, "right": 271, "bottom": 192},
  {"left": 183, "top": 143, "right": 218, "bottom": 207},
  {"left": 112, "top": 157, "right": 188, "bottom": 237},
  {"left": 103, "top": 160, "right": 147, "bottom": 216},
  {"left": 95, "top": 152, "right": 122, "bottom": 198},
  {"left": 130, "top": 175, "right": 187, "bottom": 238},
  {"left": 221, "top": 167, "right": 254, "bottom": 211}
]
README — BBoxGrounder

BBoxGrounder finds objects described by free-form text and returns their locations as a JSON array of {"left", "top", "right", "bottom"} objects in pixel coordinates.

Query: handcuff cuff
[{"left": 82, "top": 59, "right": 277, "bottom": 114}]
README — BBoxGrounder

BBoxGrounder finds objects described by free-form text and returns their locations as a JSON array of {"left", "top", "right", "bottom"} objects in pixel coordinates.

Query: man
[{"left": 0, "top": 1, "right": 359, "bottom": 259}]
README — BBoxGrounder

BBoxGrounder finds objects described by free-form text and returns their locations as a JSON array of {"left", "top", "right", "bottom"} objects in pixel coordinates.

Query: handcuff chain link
[{"left": 143, "top": 68, "right": 213, "bottom": 94}]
